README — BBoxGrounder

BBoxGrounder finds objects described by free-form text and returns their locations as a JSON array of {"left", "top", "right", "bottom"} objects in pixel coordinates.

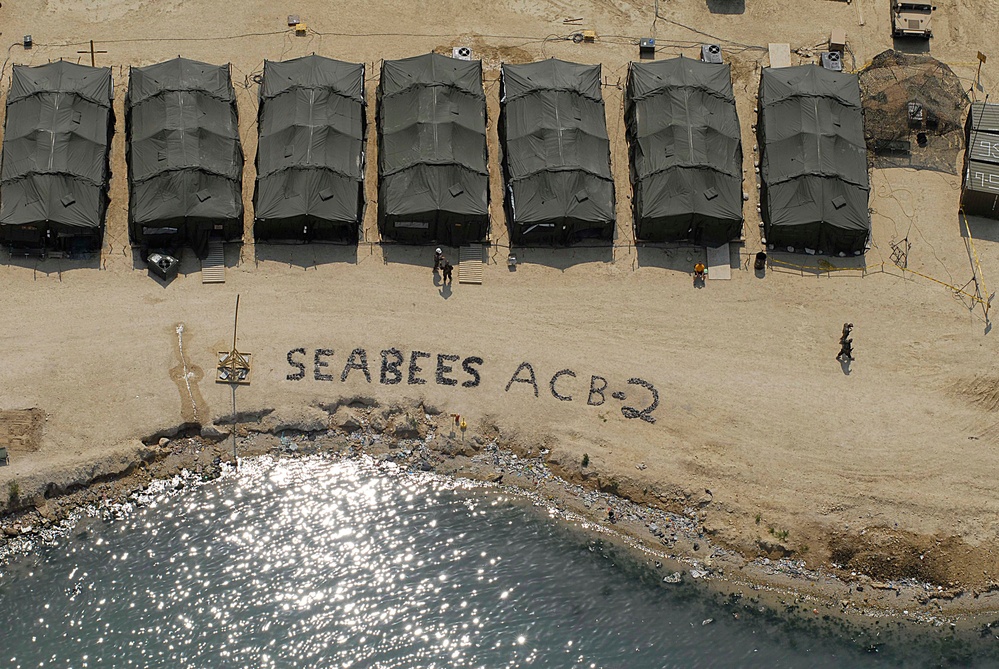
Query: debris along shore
[{"left": 1, "top": 400, "right": 995, "bottom": 633}]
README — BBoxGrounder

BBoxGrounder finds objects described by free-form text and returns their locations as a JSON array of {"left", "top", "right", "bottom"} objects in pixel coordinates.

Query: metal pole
[
  {"left": 232, "top": 294, "right": 240, "bottom": 351},
  {"left": 231, "top": 385, "right": 238, "bottom": 470}
]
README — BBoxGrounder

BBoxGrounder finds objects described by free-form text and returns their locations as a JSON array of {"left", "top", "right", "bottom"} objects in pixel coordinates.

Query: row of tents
[{"left": 0, "top": 54, "right": 872, "bottom": 257}]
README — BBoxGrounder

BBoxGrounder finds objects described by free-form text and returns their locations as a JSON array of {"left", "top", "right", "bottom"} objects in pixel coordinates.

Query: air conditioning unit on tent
[
  {"left": 453, "top": 47, "right": 472, "bottom": 60},
  {"left": 701, "top": 44, "right": 722, "bottom": 64},
  {"left": 820, "top": 51, "right": 843, "bottom": 72}
]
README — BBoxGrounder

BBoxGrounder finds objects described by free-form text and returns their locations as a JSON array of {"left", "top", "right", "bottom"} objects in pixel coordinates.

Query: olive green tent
[
  {"left": 758, "top": 65, "right": 870, "bottom": 255},
  {"left": 0, "top": 61, "right": 114, "bottom": 254},
  {"left": 254, "top": 55, "right": 366, "bottom": 243},
  {"left": 500, "top": 59, "right": 615, "bottom": 245},
  {"left": 626, "top": 57, "right": 743, "bottom": 246},
  {"left": 126, "top": 57, "right": 244, "bottom": 258},
  {"left": 378, "top": 53, "right": 488, "bottom": 245}
]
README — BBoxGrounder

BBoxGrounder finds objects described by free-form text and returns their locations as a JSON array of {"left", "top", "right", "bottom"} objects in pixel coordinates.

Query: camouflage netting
[{"left": 859, "top": 50, "right": 969, "bottom": 173}]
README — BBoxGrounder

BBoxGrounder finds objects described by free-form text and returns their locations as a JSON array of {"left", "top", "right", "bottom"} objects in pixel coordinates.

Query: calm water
[{"left": 1, "top": 457, "right": 996, "bottom": 668}]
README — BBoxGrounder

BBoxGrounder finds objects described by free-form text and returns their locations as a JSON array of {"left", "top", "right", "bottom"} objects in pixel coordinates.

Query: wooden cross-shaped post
[{"left": 77, "top": 40, "right": 108, "bottom": 67}]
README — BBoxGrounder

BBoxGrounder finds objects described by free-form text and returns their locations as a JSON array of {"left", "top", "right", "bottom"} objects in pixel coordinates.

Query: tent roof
[
  {"left": 0, "top": 61, "right": 113, "bottom": 229},
  {"left": 128, "top": 57, "right": 234, "bottom": 106},
  {"left": 260, "top": 54, "right": 364, "bottom": 103},
  {"left": 128, "top": 93, "right": 243, "bottom": 181},
  {"left": 758, "top": 65, "right": 870, "bottom": 251},
  {"left": 380, "top": 54, "right": 486, "bottom": 177},
  {"left": 759, "top": 65, "right": 868, "bottom": 188},
  {"left": 760, "top": 64, "right": 862, "bottom": 109},
  {"left": 501, "top": 60, "right": 611, "bottom": 182},
  {"left": 626, "top": 58, "right": 742, "bottom": 243},
  {"left": 255, "top": 55, "right": 365, "bottom": 225},
  {"left": 627, "top": 58, "right": 741, "bottom": 180},
  {"left": 126, "top": 58, "right": 243, "bottom": 225},
  {"left": 501, "top": 59, "right": 614, "bottom": 227},
  {"left": 379, "top": 54, "right": 488, "bottom": 221},
  {"left": 381, "top": 52, "right": 484, "bottom": 99},
  {"left": 628, "top": 56, "right": 735, "bottom": 103},
  {"left": 8, "top": 60, "right": 113, "bottom": 107},
  {"left": 502, "top": 58, "right": 602, "bottom": 102}
]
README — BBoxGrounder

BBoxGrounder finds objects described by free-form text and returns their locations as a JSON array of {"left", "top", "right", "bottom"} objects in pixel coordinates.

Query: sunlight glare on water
[{"left": 0, "top": 456, "right": 987, "bottom": 668}]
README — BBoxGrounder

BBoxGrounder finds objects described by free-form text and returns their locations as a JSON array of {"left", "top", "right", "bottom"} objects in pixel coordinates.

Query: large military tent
[
  {"left": 501, "top": 59, "right": 615, "bottom": 245},
  {"left": 0, "top": 61, "right": 114, "bottom": 254},
  {"left": 255, "top": 55, "right": 366, "bottom": 243},
  {"left": 626, "top": 57, "right": 743, "bottom": 246},
  {"left": 378, "top": 53, "right": 488, "bottom": 244},
  {"left": 126, "top": 57, "right": 243, "bottom": 258},
  {"left": 758, "top": 65, "right": 870, "bottom": 255}
]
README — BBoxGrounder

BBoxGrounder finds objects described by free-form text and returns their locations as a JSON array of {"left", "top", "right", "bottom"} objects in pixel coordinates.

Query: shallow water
[{"left": 0, "top": 456, "right": 997, "bottom": 668}]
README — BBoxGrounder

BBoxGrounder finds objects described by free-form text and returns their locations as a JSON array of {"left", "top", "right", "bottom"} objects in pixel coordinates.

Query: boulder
[
  {"left": 390, "top": 412, "right": 427, "bottom": 440},
  {"left": 200, "top": 424, "right": 230, "bottom": 440},
  {"left": 332, "top": 406, "right": 363, "bottom": 432}
]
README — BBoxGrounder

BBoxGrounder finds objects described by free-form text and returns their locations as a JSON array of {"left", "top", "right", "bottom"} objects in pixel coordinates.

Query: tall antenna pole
[
  {"left": 217, "top": 294, "right": 250, "bottom": 469},
  {"left": 231, "top": 295, "right": 240, "bottom": 469},
  {"left": 232, "top": 294, "right": 240, "bottom": 351},
  {"left": 231, "top": 386, "right": 238, "bottom": 470}
]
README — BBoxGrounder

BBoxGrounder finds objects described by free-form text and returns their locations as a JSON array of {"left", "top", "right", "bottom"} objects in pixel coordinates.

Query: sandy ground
[{"left": 4, "top": 0, "right": 999, "bottom": 608}]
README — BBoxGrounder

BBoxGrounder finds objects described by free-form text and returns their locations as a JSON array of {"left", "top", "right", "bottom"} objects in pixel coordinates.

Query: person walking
[
  {"left": 837, "top": 322, "right": 855, "bottom": 362},
  {"left": 442, "top": 260, "right": 454, "bottom": 285},
  {"left": 433, "top": 247, "right": 444, "bottom": 273}
]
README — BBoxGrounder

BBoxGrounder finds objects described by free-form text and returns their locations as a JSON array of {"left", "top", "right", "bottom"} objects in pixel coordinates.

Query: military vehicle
[{"left": 892, "top": 1, "right": 935, "bottom": 39}]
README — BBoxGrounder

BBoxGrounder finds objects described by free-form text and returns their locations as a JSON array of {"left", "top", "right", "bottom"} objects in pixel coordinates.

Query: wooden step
[
  {"left": 706, "top": 243, "right": 732, "bottom": 280},
  {"left": 458, "top": 244, "right": 484, "bottom": 284},
  {"left": 202, "top": 240, "right": 226, "bottom": 284}
]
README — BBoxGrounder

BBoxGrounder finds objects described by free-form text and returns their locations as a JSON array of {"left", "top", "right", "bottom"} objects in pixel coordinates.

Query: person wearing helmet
[{"left": 434, "top": 247, "right": 444, "bottom": 273}]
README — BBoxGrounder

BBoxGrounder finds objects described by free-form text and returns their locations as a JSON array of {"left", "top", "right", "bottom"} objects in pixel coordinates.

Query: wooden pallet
[
  {"left": 458, "top": 244, "right": 484, "bottom": 284},
  {"left": 202, "top": 240, "right": 225, "bottom": 284}
]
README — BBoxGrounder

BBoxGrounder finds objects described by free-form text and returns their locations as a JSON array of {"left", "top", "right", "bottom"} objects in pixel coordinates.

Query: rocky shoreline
[{"left": 3, "top": 399, "right": 999, "bottom": 637}]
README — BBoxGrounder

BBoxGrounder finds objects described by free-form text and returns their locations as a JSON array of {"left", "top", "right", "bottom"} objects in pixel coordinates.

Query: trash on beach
[
  {"left": 689, "top": 569, "right": 708, "bottom": 579},
  {"left": 662, "top": 572, "right": 682, "bottom": 584}
]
